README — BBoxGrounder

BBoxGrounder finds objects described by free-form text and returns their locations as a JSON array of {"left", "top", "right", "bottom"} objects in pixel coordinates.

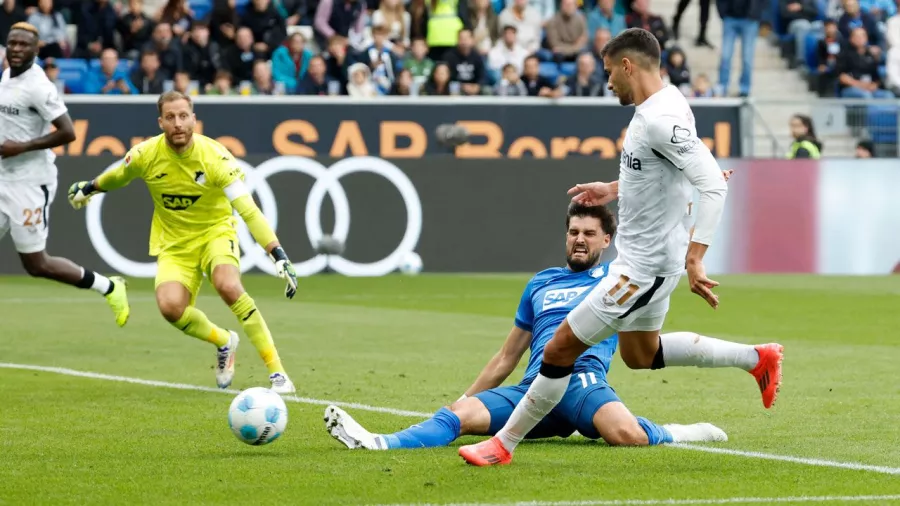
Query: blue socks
[
  {"left": 381, "top": 407, "right": 462, "bottom": 449},
  {"left": 377, "top": 408, "right": 670, "bottom": 449},
  {"left": 636, "top": 416, "right": 673, "bottom": 445}
]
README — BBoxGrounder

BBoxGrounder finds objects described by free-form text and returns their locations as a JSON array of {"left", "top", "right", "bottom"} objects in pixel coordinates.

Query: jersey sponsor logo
[
  {"left": 542, "top": 286, "right": 590, "bottom": 311},
  {"left": 671, "top": 125, "right": 691, "bottom": 143},
  {"left": 671, "top": 125, "right": 699, "bottom": 155},
  {"left": 676, "top": 139, "right": 699, "bottom": 155},
  {"left": 621, "top": 150, "right": 642, "bottom": 171},
  {"left": 0, "top": 104, "right": 21, "bottom": 116},
  {"left": 161, "top": 194, "right": 201, "bottom": 210}
]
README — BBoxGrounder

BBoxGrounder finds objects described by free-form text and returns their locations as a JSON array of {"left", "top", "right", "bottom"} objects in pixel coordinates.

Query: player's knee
[
  {"left": 157, "top": 298, "right": 187, "bottom": 323},
  {"left": 543, "top": 334, "right": 580, "bottom": 367},
  {"left": 212, "top": 278, "right": 244, "bottom": 305},
  {"left": 603, "top": 423, "right": 648, "bottom": 446}
]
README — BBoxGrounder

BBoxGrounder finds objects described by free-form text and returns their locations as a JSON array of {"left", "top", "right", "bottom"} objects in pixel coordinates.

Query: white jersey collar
[{"left": 635, "top": 84, "right": 673, "bottom": 112}]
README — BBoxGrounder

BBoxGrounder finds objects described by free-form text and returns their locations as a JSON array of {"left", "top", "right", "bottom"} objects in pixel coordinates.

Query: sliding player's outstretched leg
[
  {"left": 326, "top": 403, "right": 465, "bottom": 450},
  {"left": 156, "top": 279, "right": 239, "bottom": 388},
  {"left": 211, "top": 263, "right": 295, "bottom": 394}
]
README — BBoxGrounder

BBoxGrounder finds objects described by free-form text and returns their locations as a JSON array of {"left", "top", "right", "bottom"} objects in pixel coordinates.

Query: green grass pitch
[{"left": 1, "top": 274, "right": 899, "bottom": 505}]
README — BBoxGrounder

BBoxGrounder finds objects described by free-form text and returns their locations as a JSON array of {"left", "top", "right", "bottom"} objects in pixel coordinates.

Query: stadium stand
[{"left": 0, "top": 0, "right": 897, "bottom": 155}]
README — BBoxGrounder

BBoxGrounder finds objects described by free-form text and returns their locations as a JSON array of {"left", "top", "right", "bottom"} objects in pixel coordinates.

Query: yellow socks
[
  {"left": 229, "top": 293, "right": 285, "bottom": 375},
  {"left": 172, "top": 306, "right": 230, "bottom": 348}
]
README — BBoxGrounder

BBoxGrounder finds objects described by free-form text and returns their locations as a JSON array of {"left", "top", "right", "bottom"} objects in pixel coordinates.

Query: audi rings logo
[{"left": 85, "top": 156, "right": 423, "bottom": 277}]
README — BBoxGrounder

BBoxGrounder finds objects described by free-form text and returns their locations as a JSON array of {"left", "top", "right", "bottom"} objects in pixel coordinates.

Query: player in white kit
[
  {"left": 0, "top": 23, "right": 130, "bottom": 326},
  {"left": 459, "top": 28, "right": 784, "bottom": 466}
]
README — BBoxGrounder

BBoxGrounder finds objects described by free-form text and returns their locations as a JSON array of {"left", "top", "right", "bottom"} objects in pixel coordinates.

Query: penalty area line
[
  {"left": 2, "top": 362, "right": 900, "bottom": 477},
  {"left": 377, "top": 495, "right": 900, "bottom": 506}
]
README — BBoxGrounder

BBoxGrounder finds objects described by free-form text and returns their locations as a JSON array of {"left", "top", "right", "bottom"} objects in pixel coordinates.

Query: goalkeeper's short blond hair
[{"left": 156, "top": 91, "right": 194, "bottom": 115}]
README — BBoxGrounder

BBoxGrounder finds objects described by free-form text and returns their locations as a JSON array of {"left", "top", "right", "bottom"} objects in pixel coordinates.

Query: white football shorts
[
  {"left": 567, "top": 259, "right": 682, "bottom": 346},
  {"left": 0, "top": 180, "right": 57, "bottom": 254}
]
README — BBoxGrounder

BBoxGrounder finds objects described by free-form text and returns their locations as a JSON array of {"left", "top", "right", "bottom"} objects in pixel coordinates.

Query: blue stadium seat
[
  {"left": 804, "top": 32, "right": 820, "bottom": 72},
  {"left": 866, "top": 105, "right": 898, "bottom": 144},
  {"left": 559, "top": 62, "right": 576, "bottom": 77},
  {"left": 55, "top": 58, "right": 87, "bottom": 93},
  {"left": 190, "top": 0, "right": 212, "bottom": 21},
  {"left": 538, "top": 62, "right": 559, "bottom": 81}
]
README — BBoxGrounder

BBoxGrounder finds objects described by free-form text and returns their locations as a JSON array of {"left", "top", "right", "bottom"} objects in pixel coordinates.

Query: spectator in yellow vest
[{"left": 786, "top": 114, "right": 823, "bottom": 159}]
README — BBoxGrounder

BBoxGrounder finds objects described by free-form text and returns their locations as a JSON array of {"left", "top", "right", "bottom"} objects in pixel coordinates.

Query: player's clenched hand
[
  {"left": 270, "top": 246, "right": 298, "bottom": 299},
  {"left": 68, "top": 181, "right": 100, "bottom": 210},
  {"left": 567, "top": 182, "right": 616, "bottom": 207},
  {"left": 686, "top": 260, "right": 719, "bottom": 309},
  {"left": 0, "top": 140, "right": 27, "bottom": 158}
]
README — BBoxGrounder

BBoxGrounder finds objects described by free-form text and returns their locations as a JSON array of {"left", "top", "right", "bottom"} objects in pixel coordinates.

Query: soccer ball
[
  {"left": 398, "top": 251, "right": 423, "bottom": 275},
  {"left": 228, "top": 387, "right": 288, "bottom": 446}
]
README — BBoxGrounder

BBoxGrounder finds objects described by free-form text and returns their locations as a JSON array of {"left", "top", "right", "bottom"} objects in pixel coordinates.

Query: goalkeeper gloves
[
  {"left": 68, "top": 181, "right": 101, "bottom": 209},
  {"left": 270, "top": 246, "right": 298, "bottom": 299}
]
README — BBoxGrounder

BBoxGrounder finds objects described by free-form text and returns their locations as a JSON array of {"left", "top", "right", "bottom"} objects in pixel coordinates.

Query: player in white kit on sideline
[
  {"left": 459, "top": 28, "right": 784, "bottom": 467},
  {"left": 0, "top": 23, "right": 130, "bottom": 326}
]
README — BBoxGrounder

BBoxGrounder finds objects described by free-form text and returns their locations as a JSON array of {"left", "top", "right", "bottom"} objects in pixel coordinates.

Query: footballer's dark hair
[
  {"left": 566, "top": 203, "right": 617, "bottom": 237},
  {"left": 599, "top": 28, "right": 661, "bottom": 69},
  {"left": 157, "top": 90, "right": 193, "bottom": 115}
]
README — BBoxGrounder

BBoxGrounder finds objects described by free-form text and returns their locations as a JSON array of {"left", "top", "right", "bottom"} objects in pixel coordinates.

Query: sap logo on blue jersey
[{"left": 542, "top": 286, "right": 590, "bottom": 311}]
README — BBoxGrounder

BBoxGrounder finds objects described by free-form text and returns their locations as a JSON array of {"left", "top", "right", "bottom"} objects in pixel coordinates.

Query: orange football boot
[
  {"left": 749, "top": 343, "right": 784, "bottom": 409},
  {"left": 459, "top": 437, "right": 513, "bottom": 466}
]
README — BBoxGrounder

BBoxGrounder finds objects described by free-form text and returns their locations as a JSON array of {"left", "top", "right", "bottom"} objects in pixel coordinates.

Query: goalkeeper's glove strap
[{"left": 271, "top": 246, "right": 289, "bottom": 262}]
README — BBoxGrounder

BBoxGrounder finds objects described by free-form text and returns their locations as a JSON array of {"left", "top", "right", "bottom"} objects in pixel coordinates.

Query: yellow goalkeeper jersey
[{"left": 98, "top": 134, "right": 245, "bottom": 256}]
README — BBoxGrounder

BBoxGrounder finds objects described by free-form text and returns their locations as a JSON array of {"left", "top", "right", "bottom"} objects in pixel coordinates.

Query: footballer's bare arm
[
  {"left": 461, "top": 326, "right": 532, "bottom": 399},
  {"left": 0, "top": 113, "right": 76, "bottom": 158}
]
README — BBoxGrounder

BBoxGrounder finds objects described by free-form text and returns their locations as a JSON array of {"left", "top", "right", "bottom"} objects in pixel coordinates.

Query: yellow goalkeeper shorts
[{"left": 155, "top": 231, "right": 241, "bottom": 304}]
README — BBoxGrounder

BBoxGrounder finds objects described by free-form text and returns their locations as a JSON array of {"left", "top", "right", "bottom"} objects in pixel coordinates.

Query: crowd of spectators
[
  {"left": 0, "top": 0, "right": 718, "bottom": 98},
  {"left": 775, "top": 0, "right": 900, "bottom": 98}
]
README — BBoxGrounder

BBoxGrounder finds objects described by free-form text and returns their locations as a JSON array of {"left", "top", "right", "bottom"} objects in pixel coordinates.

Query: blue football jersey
[{"left": 514, "top": 262, "right": 618, "bottom": 385}]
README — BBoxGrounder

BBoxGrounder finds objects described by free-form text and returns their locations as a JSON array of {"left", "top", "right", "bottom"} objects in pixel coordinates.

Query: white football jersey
[
  {"left": 616, "top": 85, "right": 719, "bottom": 277},
  {"left": 0, "top": 65, "right": 68, "bottom": 184}
]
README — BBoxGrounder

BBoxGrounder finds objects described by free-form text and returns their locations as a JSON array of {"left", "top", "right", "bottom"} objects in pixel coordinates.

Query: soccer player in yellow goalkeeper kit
[{"left": 67, "top": 91, "right": 298, "bottom": 394}]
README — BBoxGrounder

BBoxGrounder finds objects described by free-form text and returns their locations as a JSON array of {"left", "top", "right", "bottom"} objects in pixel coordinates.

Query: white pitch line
[
  {"left": 669, "top": 443, "right": 900, "bottom": 475},
  {"left": 2, "top": 363, "right": 900, "bottom": 477},
  {"left": 0, "top": 363, "right": 431, "bottom": 418},
  {"left": 379, "top": 496, "right": 900, "bottom": 506}
]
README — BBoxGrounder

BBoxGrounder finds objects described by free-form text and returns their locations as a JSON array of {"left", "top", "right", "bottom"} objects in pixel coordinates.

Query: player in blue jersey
[{"left": 323, "top": 203, "right": 727, "bottom": 450}]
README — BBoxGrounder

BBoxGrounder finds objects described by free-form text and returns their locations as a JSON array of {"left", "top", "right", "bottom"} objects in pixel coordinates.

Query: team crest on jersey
[
  {"left": 542, "top": 286, "right": 590, "bottom": 311},
  {"left": 590, "top": 266, "right": 605, "bottom": 278},
  {"left": 162, "top": 194, "right": 201, "bottom": 210}
]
